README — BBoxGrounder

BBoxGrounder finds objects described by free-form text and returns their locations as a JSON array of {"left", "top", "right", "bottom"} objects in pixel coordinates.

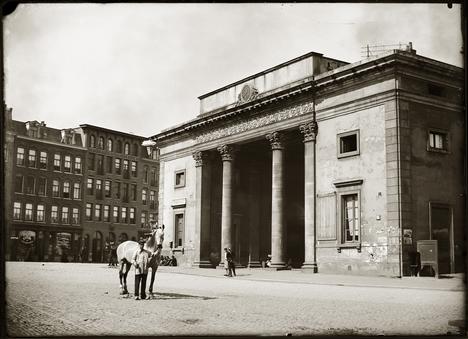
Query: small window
[
  {"left": 39, "top": 151, "right": 47, "bottom": 169},
  {"left": 25, "top": 203, "right": 33, "bottom": 221},
  {"left": 113, "top": 206, "right": 120, "bottom": 223},
  {"left": 62, "top": 207, "right": 69, "bottom": 224},
  {"left": 174, "top": 212, "right": 185, "bottom": 247},
  {"left": 28, "top": 149, "right": 37, "bottom": 167},
  {"left": 104, "top": 205, "right": 110, "bottom": 222},
  {"left": 86, "top": 203, "right": 92, "bottom": 221},
  {"left": 72, "top": 208, "right": 80, "bottom": 224},
  {"left": 107, "top": 139, "right": 113, "bottom": 152},
  {"left": 98, "top": 136, "right": 105, "bottom": 150},
  {"left": 124, "top": 143, "right": 130, "bottom": 155},
  {"left": 14, "top": 175, "right": 23, "bottom": 193},
  {"left": 74, "top": 157, "right": 82, "bottom": 174},
  {"left": 36, "top": 204, "right": 45, "bottom": 222},
  {"left": 95, "top": 204, "right": 101, "bottom": 221},
  {"left": 89, "top": 135, "right": 96, "bottom": 148},
  {"left": 175, "top": 170, "right": 186, "bottom": 188},
  {"left": 37, "top": 178, "right": 46, "bottom": 196},
  {"left": 16, "top": 147, "right": 25, "bottom": 166},
  {"left": 87, "top": 178, "right": 94, "bottom": 195},
  {"left": 129, "top": 207, "right": 136, "bottom": 224},
  {"left": 51, "top": 205, "right": 59, "bottom": 223},
  {"left": 121, "top": 207, "right": 127, "bottom": 223},
  {"left": 428, "top": 130, "right": 449, "bottom": 152},
  {"left": 52, "top": 180, "right": 60, "bottom": 197},
  {"left": 64, "top": 155, "right": 71, "bottom": 172},
  {"left": 63, "top": 181, "right": 70, "bottom": 198},
  {"left": 88, "top": 153, "right": 95, "bottom": 170},
  {"left": 25, "top": 176, "right": 35, "bottom": 194},
  {"left": 337, "top": 130, "right": 360, "bottom": 158},
  {"left": 13, "top": 202, "right": 22, "bottom": 220},
  {"left": 104, "top": 180, "right": 112, "bottom": 197},
  {"left": 73, "top": 182, "right": 81, "bottom": 199}
]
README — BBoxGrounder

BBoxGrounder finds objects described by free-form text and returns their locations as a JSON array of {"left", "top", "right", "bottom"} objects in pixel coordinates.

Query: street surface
[{"left": 5, "top": 262, "right": 465, "bottom": 336}]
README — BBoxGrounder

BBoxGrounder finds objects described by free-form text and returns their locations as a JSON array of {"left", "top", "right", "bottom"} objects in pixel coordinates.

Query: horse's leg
[
  {"left": 119, "top": 261, "right": 125, "bottom": 294},
  {"left": 123, "top": 262, "right": 131, "bottom": 294},
  {"left": 148, "top": 265, "right": 158, "bottom": 297}
]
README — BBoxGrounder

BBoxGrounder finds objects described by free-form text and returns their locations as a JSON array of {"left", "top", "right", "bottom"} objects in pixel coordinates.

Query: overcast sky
[{"left": 4, "top": 3, "right": 463, "bottom": 137}]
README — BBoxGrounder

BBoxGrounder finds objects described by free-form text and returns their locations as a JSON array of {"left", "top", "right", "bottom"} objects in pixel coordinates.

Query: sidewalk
[{"left": 157, "top": 266, "right": 465, "bottom": 291}]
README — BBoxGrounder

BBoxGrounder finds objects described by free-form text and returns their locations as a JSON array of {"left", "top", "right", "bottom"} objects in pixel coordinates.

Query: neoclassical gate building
[{"left": 148, "top": 48, "right": 464, "bottom": 276}]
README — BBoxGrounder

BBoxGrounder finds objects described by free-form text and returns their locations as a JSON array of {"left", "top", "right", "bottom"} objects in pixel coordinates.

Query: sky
[{"left": 3, "top": 3, "right": 463, "bottom": 137}]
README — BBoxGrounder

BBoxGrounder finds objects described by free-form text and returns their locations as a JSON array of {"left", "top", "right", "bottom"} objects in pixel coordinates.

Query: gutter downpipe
[{"left": 395, "top": 69, "right": 403, "bottom": 279}]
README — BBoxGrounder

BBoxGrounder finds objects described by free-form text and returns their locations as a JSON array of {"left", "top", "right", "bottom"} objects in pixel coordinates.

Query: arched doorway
[{"left": 92, "top": 231, "right": 103, "bottom": 262}]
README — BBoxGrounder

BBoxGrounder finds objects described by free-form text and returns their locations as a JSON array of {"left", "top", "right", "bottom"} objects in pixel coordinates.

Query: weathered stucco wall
[{"left": 315, "top": 104, "right": 395, "bottom": 275}]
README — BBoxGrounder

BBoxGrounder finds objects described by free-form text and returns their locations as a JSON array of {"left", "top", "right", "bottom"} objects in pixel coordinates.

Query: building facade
[
  {"left": 4, "top": 114, "right": 159, "bottom": 262},
  {"left": 149, "top": 49, "right": 464, "bottom": 276}
]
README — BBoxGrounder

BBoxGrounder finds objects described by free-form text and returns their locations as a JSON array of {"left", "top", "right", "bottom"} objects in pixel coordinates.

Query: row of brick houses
[{"left": 4, "top": 108, "right": 159, "bottom": 262}]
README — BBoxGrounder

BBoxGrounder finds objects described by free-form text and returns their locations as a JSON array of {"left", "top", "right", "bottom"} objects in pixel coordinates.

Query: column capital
[
  {"left": 192, "top": 151, "right": 209, "bottom": 167},
  {"left": 266, "top": 131, "right": 284, "bottom": 150},
  {"left": 217, "top": 144, "right": 236, "bottom": 162},
  {"left": 299, "top": 121, "right": 318, "bottom": 142}
]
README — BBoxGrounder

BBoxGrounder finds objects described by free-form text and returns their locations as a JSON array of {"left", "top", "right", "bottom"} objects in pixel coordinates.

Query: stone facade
[{"left": 148, "top": 50, "right": 464, "bottom": 276}]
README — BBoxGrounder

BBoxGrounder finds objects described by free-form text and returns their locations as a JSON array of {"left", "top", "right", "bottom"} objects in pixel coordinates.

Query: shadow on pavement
[{"left": 120, "top": 292, "right": 216, "bottom": 300}]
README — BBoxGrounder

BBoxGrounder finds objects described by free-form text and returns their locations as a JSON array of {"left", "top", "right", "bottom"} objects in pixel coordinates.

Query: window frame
[
  {"left": 16, "top": 147, "right": 25, "bottom": 166},
  {"left": 337, "top": 129, "right": 360, "bottom": 159},
  {"left": 173, "top": 210, "right": 185, "bottom": 248},
  {"left": 174, "top": 169, "right": 186, "bottom": 188},
  {"left": 427, "top": 128, "right": 450, "bottom": 153}
]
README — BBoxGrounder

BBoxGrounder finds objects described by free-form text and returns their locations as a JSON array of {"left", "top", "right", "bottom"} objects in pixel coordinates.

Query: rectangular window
[
  {"left": 72, "top": 208, "right": 79, "bottom": 224},
  {"left": 115, "top": 158, "right": 121, "bottom": 174},
  {"left": 86, "top": 203, "right": 92, "bottom": 221},
  {"left": 149, "top": 213, "right": 156, "bottom": 223},
  {"left": 104, "top": 205, "right": 110, "bottom": 222},
  {"left": 337, "top": 130, "right": 360, "bottom": 158},
  {"left": 63, "top": 181, "right": 70, "bottom": 198},
  {"left": 64, "top": 155, "right": 71, "bottom": 172},
  {"left": 62, "top": 207, "right": 69, "bottom": 224},
  {"left": 74, "top": 156, "right": 82, "bottom": 174},
  {"left": 150, "top": 190, "right": 156, "bottom": 209},
  {"left": 141, "top": 211, "right": 147, "bottom": 228},
  {"left": 37, "top": 177, "right": 47, "bottom": 196},
  {"left": 428, "top": 130, "right": 448, "bottom": 152},
  {"left": 142, "top": 189, "right": 147, "bottom": 205},
  {"left": 150, "top": 169, "right": 157, "bottom": 186},
  {"left": 121, "top": 207, "right": 127, "bottom": 223},
  {"left": 52, "top": 180, "right": 60, "bottom": 197},
  {"left": 88, "top": 153, "right": 95, "bottom": 170},
  {"left": 15, "top": 175, "right": 23, "bottom": 193},
  {"left": 73, "top": 182, "right": 81, "bottom": 199},
  {"left": 174, "top": 170, "right": 186, "bottom": 188},
  {"left": 39, "top": 151, "right": 47, "bottom": 169},
  {"left": 174, "top": 212, "right": 185, "bottom": 247},
  {"left": 97, "top": 155, "right": 104, "bottom": 174},
  {"left": 87, "top": 178, "right": 94, "bottom": 195},
  {"left": 36, "top": 204, "right": 45, "bottom": 222},
  {"left": 16, "top": 147, "right": 25, "bottom": 166},
  {"left": 95, "top": 204, "right": 101, "bottom": 221},
  {"left": 129, "top": 207, "right": 135, "bottom": 224},
  {"left": 104, "top": 180, "right": 111, "bottom": 197},
  {"left": 25, "top": 176, "right": 35, "bottom": 194},
  {"left": 51, "top": 205, "right": 59, "bottom": 223},
  {"left": 106, "top": 156, "right": 113, "bottom": 173},
  {"left": 28, "top": 149, "right": 37, "bottom": 167},
  {"left": 123, "top": 160, "right": 129, "bottom": 178},
  {"left": 131, "top": 161, "right": 137, "bottom": 177},
  {"left": 13, "top": 202, "right": 22, "bottom": 220},
  {"left": 115, "top": 182, "right": 121, "bottom": 199},
  {"left": 113, "top": 206, "right": 119, "bottom": 223},
  {"left": 122, "top": 183, "right": 129, "bottom": 203},
  {"left": 25, "top": 203, "right": 33, "bottom": 221},
  {"left": 96, "top": 179, "right": 103, "bottom": 199},
  {"left": 131, "top": 184, "right": 137, "bottom": 201},
  {"left": 342, "top": 194, "right": 359, "bottom": 244},
  {"left": 54, "top": 154, "right": 61, "bottom": 171}
]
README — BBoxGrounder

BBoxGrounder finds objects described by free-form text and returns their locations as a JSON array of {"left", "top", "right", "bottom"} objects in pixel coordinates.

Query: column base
[
  {"left": 301, "top": 262, "right": 318, "bottom": 273},
  {"left": 269, "top": 261, "right": 286, "bottom": 269},
  {"left": 192, "top": 260, "right": 215, "bottom": 268},
  {"left": 248, "top": 260, "right": 262, "bottom": 268}
]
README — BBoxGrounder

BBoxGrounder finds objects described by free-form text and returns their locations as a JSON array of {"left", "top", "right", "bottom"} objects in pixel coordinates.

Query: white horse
[{"left": 117, "top": 225, "right": 164, "bottom": 297}]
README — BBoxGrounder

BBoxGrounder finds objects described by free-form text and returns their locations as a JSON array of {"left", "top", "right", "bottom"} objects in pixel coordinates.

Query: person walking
[
  {"left": 108, "top": 240, "right": 117, "bottom": 266},
  {"left": 132, "top": 239, "right": 150, "bottom": 300},
  {"left": 227, "top": 248, "right": 236, "bottom": 277}
]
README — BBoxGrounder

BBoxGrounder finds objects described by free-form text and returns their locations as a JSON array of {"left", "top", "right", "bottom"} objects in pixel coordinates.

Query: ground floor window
[
  {"left": 174, "top": 212, "right": 185, "bottom": 248},
  {"left": 342, "top": 193, "right": 359, "bottom": 243}
]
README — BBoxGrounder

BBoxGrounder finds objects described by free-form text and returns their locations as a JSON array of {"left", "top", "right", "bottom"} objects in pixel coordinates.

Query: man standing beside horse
[{"left": 132, "top": 239, "right": 150, "bottom": 300}]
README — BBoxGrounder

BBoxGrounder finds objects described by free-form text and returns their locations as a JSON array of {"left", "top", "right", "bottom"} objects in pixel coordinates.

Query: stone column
[
  {"left": 192, "top": 151, "right": 212, "bottom": 268},
  {"left": 266, "top": 132, "right": 286, "bottom": 268},
  {"left": 248, "top": 163, "right": 262, "bottom": 268},
  {"left": 217, "top": 145, "right": 235, "bottom": 258},
  {"left": 300, "top": 121, "right": 318, "bottom": 272}
]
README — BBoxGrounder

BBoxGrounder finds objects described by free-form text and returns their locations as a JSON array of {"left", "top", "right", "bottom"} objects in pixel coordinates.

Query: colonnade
[{"left": 193, "top": 121, "right": 318, "bottom": 270}]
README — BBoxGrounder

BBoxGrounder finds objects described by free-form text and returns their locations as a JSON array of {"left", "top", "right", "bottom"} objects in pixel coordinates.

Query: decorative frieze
[
  {"left": 196, "top": 101, "right": 314, "bottom": 144},
  {"left": 266, "top": 131, "right": 284, "bottom": 150},
  {"left": 217, "top": 145, "right": 235, "bottom": 162},
  {"left": 299, "top": 121, "right": 318, "bottom": 142},
  {"left": 192, "top": 151, "right": 209, "bottom": 167}
]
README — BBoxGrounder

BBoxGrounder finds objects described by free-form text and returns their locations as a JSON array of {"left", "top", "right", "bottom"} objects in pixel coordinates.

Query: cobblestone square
[{"left": 5, "top": 262, "right": 465, "bottom": 336}]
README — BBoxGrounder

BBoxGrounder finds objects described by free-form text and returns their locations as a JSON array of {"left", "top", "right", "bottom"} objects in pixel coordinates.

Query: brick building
[
  {"left": 147, "top": 48, "right": 464, "bottom": 276},
  {"left": 4, "top": 112, "right": 159, "bottom": 262}
]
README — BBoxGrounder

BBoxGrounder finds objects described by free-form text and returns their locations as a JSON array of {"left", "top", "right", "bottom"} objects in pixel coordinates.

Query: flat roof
[{"left": 79, "top": 124, "right": 146, "bottom": 139}]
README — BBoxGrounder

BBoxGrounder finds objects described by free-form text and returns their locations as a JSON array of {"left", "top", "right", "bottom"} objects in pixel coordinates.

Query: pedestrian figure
[
  {"left": 132, "top": 239, "right": 150, "bottom": 300},
  {"left": 227, "top": 248, "right": 236, "bottom": 277},
  {"left": 108, "top": 241, "right": 117, "bottom": 267}
]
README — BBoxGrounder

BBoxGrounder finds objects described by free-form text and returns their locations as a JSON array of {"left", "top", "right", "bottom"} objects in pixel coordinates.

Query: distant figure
[
  {"left": 108, "top": 241, "right": 117, "bottom": 267},
  {"left": 80, "top": 244, "right": 87, "bottom": 263},
  {"left": 227, "top": 248, "right": 236, "bottom": 277},
  {"left": 223, "top": 248, "right": 230, "bottom": 276},
  {"left": 132, "top": 239, "right": 150, "bottom": 300}
]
